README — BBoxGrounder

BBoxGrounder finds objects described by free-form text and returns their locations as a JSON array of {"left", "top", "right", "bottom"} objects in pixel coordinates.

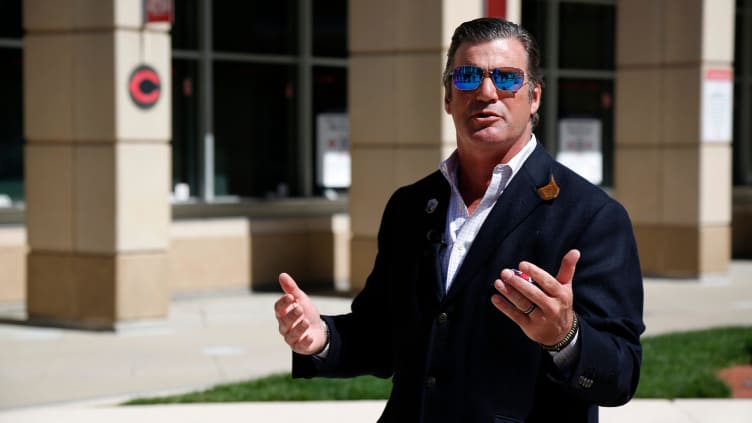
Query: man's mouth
[{"left": 472, "top": 111, "right": 500, "bottom": 120}]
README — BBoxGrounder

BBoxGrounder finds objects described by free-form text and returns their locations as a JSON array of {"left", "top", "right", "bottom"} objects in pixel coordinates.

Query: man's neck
[{"left": 455, "top": 134, "right": 531, "bottom": 208}]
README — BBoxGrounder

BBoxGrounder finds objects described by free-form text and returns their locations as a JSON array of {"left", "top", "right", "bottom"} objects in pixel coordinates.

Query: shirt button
[
  {"left": 456, "top": 245, "right": 465, "bottom": 252},
  {"left": 437, "top": 312, "right": 448, "bottom": 325},
  {"left": 425, "top": 376, "right": 437, "bottom": 389}
]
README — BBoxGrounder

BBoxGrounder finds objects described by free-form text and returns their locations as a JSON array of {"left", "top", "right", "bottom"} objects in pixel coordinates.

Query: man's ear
[
  {"left": 444, "top": 94, "right": 451, "bottom": 114},
  {"left": 529, "top": 82, "right": 541, "bottom": 115}
]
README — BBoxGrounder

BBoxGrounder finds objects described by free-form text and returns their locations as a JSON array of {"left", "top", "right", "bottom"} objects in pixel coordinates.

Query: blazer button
[
  {"left": 425, "top": 376, "right": 437, "bottom": 389},
  {"left": 437, "top": 312, "right": 448, "bottom": 325}
]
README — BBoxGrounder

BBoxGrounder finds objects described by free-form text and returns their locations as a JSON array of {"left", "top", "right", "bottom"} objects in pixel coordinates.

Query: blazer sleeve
[{"left": 547, "top": 199, "right": 645, "bottom": 406}]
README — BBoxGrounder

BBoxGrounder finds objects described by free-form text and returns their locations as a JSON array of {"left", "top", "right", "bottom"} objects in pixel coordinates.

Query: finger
[
  {"left": 556, "top": 249, "right": 581, "bottom": 285},
  {"left": 279, "top": 273, "right": 307, "bottom": 299},
  {"left": 277, "top": 302, "right": 304, "bottom": 335},
  {"left": 491, "top": 293, "right": 528, "bottom": 325},
  {"left": 518, "top": 260, "right": 562, "bottom": 296},
  {"left": 493, "top": 277, "right": 536, "bottom": 313},
  {"left": 498, "top": 269, "right": 541, "bottom": 303},
  {"left": 284, "top": 315, "right": 311, "bottom": 344},
  {"left": 273, "top": 294, "right": 296, "bottom": 318}
]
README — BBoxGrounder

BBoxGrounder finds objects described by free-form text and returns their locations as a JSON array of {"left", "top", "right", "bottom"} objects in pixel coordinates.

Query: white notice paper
[
  {"left": 556, "top": 118, "right": 603, "bottom": 185},
  {"left": 701, "top": 68, "right": 734, "bottom": 143}
]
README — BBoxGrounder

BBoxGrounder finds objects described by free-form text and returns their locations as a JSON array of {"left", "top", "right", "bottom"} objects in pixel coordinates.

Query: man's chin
[
  {"left": 468, "top": 125, "right": 528, "bottom": 146},
  {"left": 469, "top": 129, "right": 509, "bottom": 145}
]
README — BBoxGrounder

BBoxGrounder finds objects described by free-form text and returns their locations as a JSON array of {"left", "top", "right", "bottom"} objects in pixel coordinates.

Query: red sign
[
  {"left": 705, "top": 68, "right": 733, "bottom": 81},
  {"left": 486, "top": 0, "right": 507, "bottom": 19},
  {"left": 128, "top": 65, "right": 161, "bottom": 109},
  {"left": 144, "top": 0, "right": 173, "bottom": 24}
]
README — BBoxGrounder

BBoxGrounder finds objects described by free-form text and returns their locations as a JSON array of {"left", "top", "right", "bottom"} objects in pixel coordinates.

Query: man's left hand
[{"left": 491, "top": 249, "right": 581, "bottom": 346}]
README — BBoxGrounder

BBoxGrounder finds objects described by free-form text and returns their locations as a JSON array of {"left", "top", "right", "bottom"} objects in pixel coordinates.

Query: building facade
[{"left": 0, "top": 0, "right": 749, "bottom": 328}]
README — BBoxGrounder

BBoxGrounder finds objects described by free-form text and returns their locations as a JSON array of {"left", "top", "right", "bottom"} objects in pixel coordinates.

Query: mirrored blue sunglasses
[{"left": 450, "top": 65, "right": 526, "bottom": 92}]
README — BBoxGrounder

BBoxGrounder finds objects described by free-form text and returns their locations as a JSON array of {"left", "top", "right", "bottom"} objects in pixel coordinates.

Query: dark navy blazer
[{"left": 293, "top": 144, "right": 645, "bottom": 423}]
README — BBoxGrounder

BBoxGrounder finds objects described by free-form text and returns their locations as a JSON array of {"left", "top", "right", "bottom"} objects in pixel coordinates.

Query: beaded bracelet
[{"left": 542, "top": 313, "right": 579, "bottom": 352}]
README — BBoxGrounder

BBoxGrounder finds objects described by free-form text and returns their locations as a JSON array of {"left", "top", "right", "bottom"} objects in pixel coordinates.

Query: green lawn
[
  {"left": 124, "top": 326, "right": 752, "bottom": 405},
  {"left": 635, "top": 326, "right": 752, "bottom": 398}
]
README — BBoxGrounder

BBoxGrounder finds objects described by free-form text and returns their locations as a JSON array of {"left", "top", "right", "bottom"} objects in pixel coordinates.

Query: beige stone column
[
  {"left": 614, "top": 0, "right": 735, "bottom": 277},
  {"left": 347, "top": 0, "right": 485, "bottom": 291},
  {"left": 23, "top": 0, "right": 171, "bottom": 328}
]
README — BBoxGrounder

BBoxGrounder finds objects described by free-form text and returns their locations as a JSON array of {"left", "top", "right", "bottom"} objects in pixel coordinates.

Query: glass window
[
  {"left": 172, "top": 0, "right": 199, "bottom": 50},
  {"left": 521, "top": 0, "right": 548, "bottom": 68},
  {"left": 172, "top": 59, "right": 200, "bottom": 197},
  {"left": 733, "top": 0, "right": 752, "bottom": 185},
  {"left": 0, "top": 48, "right": 23, "bottom": 203},
  {"left": 313, "top": 0, "right": 348, "bottom": 57},
  {"left": 733, "top": 82, "right": 751, "bottom": 185},
  {"left": 313, "top": 66, "right": 348, "bottom": 193},
  {"left": 213, "top": 62, "right": 298, "bottom": 198},
  {"left": 0, "top": 0, "right": 22, "bottom": 39},
  {"left": 213, "top": 1, "right": 298, "bottom": 54},
  {"left": 171, "top": 1, "right": 351, "bottom": 200},
  {"left": 558, "top": 2, "right": 615, "bottom": 70},
  {"left": 557, "top": 78, "right": 614, "bottom": 186}
]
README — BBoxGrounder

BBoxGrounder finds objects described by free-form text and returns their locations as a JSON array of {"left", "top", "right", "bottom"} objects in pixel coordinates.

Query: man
[{"left": 274, "top": 17, "right": 644, "bottom": 422}]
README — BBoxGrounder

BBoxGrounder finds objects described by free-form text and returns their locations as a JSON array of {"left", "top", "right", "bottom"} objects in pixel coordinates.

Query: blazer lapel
[
  {"left": 444, "top": 144, "right": 556, "bottom": 303},
  {"left": 418, "top": 173, "right": 451, "bottom": 303}
]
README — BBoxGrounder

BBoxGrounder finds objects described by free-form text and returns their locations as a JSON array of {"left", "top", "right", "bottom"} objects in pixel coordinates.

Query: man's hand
[
  {"left": 273, "top": 273, "right": 328, "bottom": 355},
  {"left": 490, "top": 249, "right": 581, "bottom": 346}
]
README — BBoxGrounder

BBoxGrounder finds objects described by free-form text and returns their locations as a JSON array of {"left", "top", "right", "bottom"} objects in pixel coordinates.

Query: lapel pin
[
  {"left": 425, "top": 198, "right": 439, "bottom": 214},
  {"left": 537, "top": 175, "right": 560, "bottom": 201}
]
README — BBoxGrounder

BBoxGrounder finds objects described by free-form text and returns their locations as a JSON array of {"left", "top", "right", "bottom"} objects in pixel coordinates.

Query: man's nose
[{"left": 476, "top": 76, "right": 499, "bottom": 101}]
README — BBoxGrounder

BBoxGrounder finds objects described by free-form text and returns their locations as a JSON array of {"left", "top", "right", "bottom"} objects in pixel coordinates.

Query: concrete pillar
[
  {"left": 347, "top": 0, "right": 485, "bottom": 291},
  {"left": 614, "top": 0, "right": 735, "bottom": 277},
  {"left": 23, "top": 0, "right": 171, "bottom": 328}
]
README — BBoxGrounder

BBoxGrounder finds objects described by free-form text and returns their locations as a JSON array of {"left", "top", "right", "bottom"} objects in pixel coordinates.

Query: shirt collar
[{"left": 439, "top": 134, "right": 538, "bottom": 191}]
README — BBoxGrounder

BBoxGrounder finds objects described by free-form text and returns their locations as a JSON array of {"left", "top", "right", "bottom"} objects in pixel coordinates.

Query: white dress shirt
[{"left": 439, "top": 136, "right": 537, "bottom": 291}]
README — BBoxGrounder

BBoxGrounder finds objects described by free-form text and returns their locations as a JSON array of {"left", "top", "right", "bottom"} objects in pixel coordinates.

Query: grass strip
[
  {"left": 124, "top": 326, "right": 752, "bottom": 404},
  {"left": 124, "top": 373, "right": 392, "bottom": 404}
]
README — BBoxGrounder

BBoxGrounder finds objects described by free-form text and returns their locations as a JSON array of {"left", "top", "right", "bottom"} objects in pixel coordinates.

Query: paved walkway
[{"left": 1, "top": 261, "right": 752, "bottom": 421}]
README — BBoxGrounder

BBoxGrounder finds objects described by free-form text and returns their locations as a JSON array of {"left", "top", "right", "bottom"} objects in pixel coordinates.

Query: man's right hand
[{"left": 273, "top": 273, "right": 328, "bottom": 356}]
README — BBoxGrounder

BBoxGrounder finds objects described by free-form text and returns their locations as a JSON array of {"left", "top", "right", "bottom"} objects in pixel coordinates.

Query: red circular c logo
[{"left": 128, "top": 65, "right": 161, "bottom": 109}]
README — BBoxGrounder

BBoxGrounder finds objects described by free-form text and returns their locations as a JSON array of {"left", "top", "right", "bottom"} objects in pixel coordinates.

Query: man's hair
[{"left": 442, "top": 17, "right": 544, "bottom": 128}]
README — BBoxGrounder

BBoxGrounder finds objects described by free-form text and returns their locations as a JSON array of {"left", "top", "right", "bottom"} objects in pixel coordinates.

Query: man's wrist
[
  {"left": 313, "top": 319, "right": 331, "bottom": 359},
  {"left": 542, "top": 312, "right": 579, "bottom": 352}
]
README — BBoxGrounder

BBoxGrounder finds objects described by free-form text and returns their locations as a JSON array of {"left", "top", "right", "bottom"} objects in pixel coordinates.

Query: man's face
[{"left": 445, "top": 38, "right": 541, "bottom": 155}]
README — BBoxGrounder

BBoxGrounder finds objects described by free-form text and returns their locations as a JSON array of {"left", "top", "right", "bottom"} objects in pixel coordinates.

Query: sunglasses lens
[
  {"left": 492, "top": 69, "right": 524, "bottom": 91},
  {"left": 452, "top": 66, "right": 483, "bottom": 90},
  {"left": 452, "top": 66, "right": 525, "bottom": 92}
]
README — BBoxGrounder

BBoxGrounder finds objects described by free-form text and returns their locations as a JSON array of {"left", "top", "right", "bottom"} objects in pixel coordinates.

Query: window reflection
[
  {"left": 313, "top": 0, "right": 348, "bottom": 57},
  {"left": 558, "top": 3, "right": 615, "bottom": 70},
  {"left": 172, "top": 59, "right": 200, "bottom": 198},
  {"left": 557, "top": 79, "right": 614, "bottom": 186},
  {"left": 0, "top": 0, "right": 22, "bottom": 39},
  {"left": 213, "top": 1, "right": 298, "bottom": 54},
  {"left": 0, "top": 48, "right": 23, "bottom": 203},
  {"left": 172, "top": 0, "right": 198, "bottom": 50},
  {"left": 213, "top": 62, "right": 298, "bottom": 198},
  {"left": 313, "top": 66, "right": 348, "bottom": 194}
]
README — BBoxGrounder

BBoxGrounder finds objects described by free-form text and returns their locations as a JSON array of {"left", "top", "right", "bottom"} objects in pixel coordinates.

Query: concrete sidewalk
[
  {"left": 1, "top": 261, "right": 751, "bottom": 421},
  {"left": 1, "top": 399, "right": 752, "bottom": 423}
]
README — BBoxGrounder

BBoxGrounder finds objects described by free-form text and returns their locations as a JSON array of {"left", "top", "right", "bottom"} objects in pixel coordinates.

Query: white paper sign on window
[
  {"left": 701, "top": 68, "right": 733, "bottom": 143},
  {"left": 316, "top": 113, "right": 350, "bottom": 188},
  {"left": 556, "top": 118, "right": 603, "bottom": 185}
]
